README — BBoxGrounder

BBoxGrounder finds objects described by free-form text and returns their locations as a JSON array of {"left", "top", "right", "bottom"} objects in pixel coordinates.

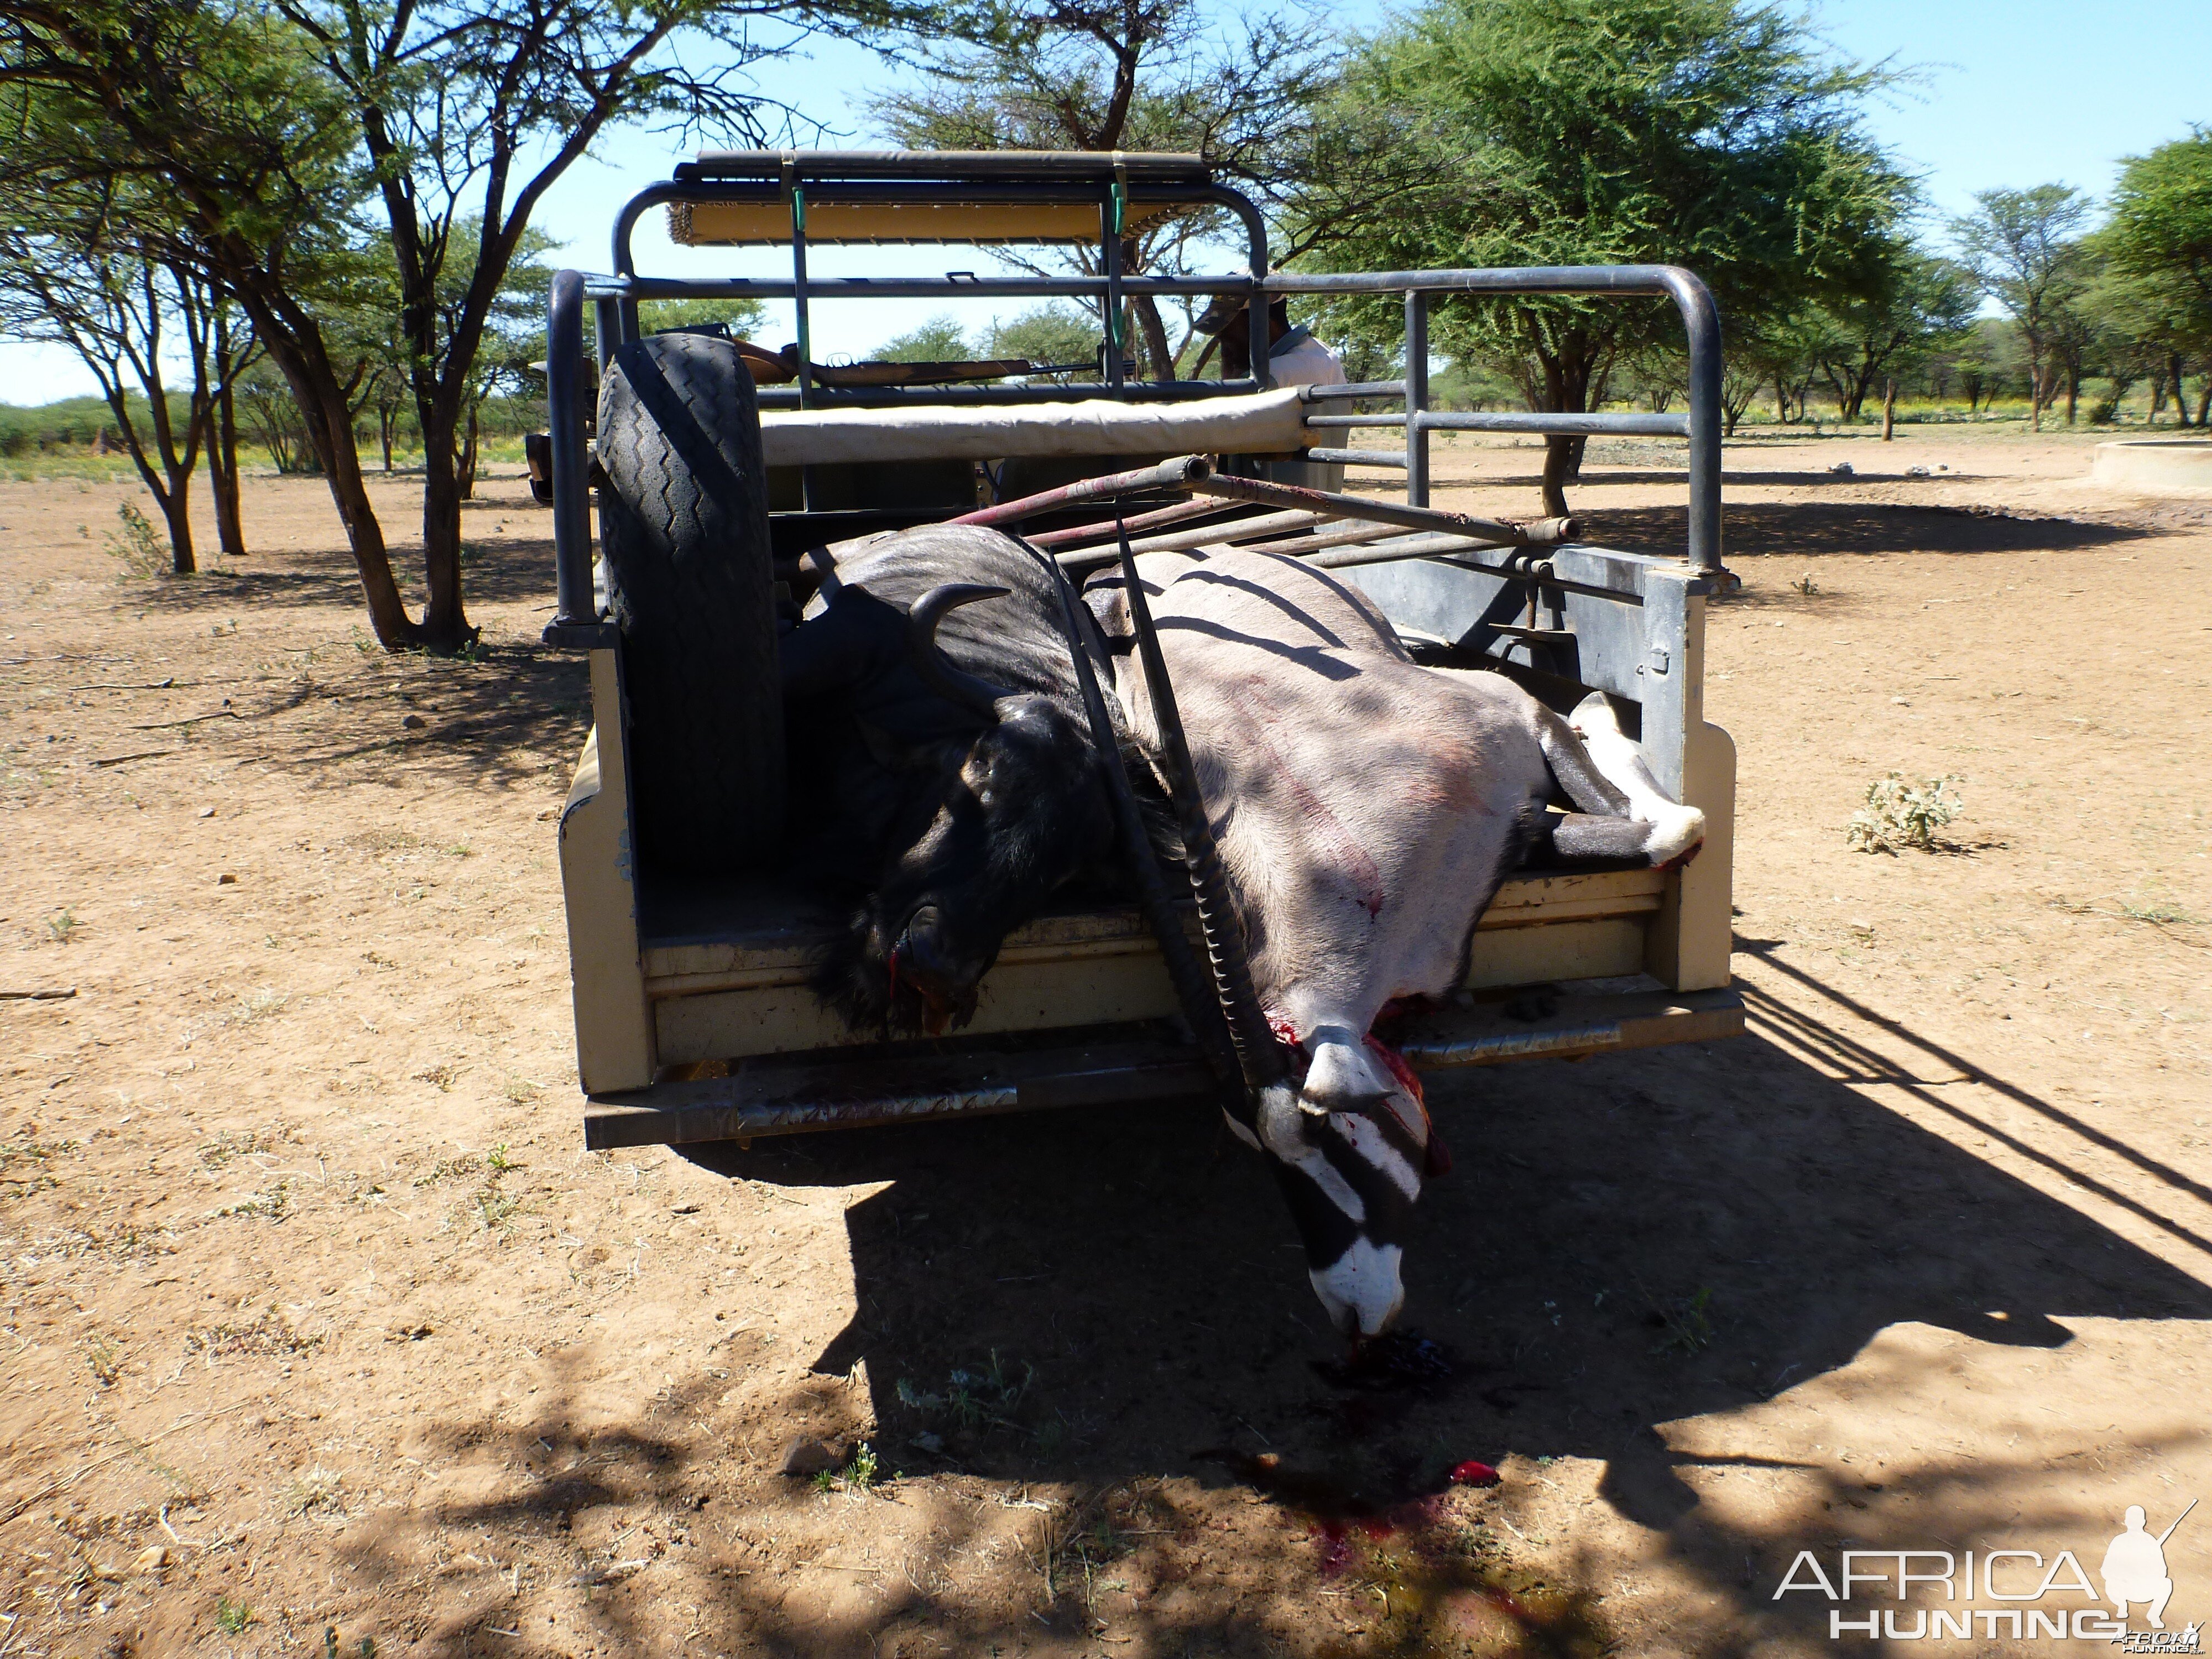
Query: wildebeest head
[
  {"left": 806, "top": 583, "right": 1118, "bottom": 1034},
  {"left": 1235, "top": 1025, "right": 1448, "bottom": 1339}
]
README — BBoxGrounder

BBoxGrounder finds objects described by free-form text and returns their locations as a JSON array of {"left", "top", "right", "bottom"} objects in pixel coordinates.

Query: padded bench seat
[{"left": 758, "top": 387, "right": 1310, "bottom": 467}]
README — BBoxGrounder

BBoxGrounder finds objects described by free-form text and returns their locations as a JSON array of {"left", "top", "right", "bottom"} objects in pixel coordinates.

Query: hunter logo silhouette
[{"left": 2106, "top": 1500, "right": 2194, "bottom": 1630}]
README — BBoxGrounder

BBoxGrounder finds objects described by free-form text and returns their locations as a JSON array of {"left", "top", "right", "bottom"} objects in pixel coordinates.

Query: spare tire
[{"left": 596, "top": 332, "right": 784, "bottom": 874}]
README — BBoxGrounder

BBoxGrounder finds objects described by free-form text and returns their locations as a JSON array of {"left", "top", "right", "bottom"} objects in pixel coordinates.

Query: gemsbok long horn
[
  {"left": 1112, "top": 512, "right": 1288, "bottom": 1093},
  {"left": 1007, "top": 536, "right": 1247, "bottom": 1097}
]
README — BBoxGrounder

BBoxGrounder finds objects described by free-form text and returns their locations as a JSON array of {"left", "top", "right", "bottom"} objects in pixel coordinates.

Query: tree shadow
[
  {"left": 318, "top": 943, "right": 2201, "bottom": 1656},
  {"left": 322, "top": 951, "right": 2212, "bottom": 1652},
  {"left": 237, "top": 639, "right": 592, "bottom": 794},
  {"left": 132, "top": 530, "right": 564, "bottom": 618},
  {"left": 1577, "top": 501, "right": 2152, "bottom": 560}
]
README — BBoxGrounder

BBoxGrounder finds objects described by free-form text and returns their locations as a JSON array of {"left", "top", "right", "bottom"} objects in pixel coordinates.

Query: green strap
[{"left": 1105, "top": 180, "right": 1128, "bottom": 367}]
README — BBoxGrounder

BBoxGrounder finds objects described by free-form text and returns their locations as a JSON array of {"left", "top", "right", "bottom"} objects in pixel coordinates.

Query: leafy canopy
[
  {"left": 872, "top": 313, "right": 975, "bottom": 362},
  {"left": 1289, "top": 0, "right": 1914, "bottom": 395},
  {"left": 2098, "top": 129, "right": 2212, "bottom": 348}
]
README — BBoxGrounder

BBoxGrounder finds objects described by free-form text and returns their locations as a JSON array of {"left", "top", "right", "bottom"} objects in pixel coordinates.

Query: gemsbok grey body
[{"left": 1094, "top": 544, "right": 1703, "bottom": 1338}]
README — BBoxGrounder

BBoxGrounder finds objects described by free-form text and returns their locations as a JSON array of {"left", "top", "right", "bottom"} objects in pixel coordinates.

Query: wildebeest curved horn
[
  {"left": 1113, "top": 514, "right": 1288, "bottom": 1092},
  {"left": 907, "top": 583, "right": 1018, "bottom": 719}
]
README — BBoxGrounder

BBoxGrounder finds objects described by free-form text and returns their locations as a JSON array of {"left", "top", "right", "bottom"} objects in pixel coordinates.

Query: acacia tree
[
  {"left": 1287, "top": 0, "right": 1914, "bottom": 515},
  {"left": 870, "top": 0, "right": 1335, "bottom": 380},
  {"left": 0, "top": 218, "right": 257, "bottom": 573},
  {"left": 2, "top": 0, "right": 911, "bottom": 651},
  {"left": 2098, "top": 129, "right": 2212, "bottom": 427},
  {"left": 1815, "top": 252, "right": 1975, "bottom": 424},
  {"left": 1952, "top": 185, "right": 2094, "bottom": 432},
  {"left": 3, "top": 2, "right": 424, "bottom": 634},
  {"left": 275, "top": 0, "right": 875, "bottom": 647}
]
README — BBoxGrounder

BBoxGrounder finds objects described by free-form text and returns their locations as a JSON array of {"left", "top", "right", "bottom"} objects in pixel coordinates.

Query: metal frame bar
[
  {"left": 1404, "top": 291, "right": 1430, "bottom": 505},
  {"left": 1269, "top": 265, "right": 1723, "bottom": 571},
  {"left": 543, "top": 167, "right": 1728, "bottom": 633}
]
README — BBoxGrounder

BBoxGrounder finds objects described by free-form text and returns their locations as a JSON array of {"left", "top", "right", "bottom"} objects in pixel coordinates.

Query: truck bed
[{"left": 570, "top": 859, "right": 1740, "bottom": 1149}]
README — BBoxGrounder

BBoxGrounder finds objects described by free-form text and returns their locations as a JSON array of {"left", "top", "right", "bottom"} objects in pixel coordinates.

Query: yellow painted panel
[
  {"left": 1463, "top": 917, "right": 1647, "bottom": 989},
  {"left": 670, "top": 199, "right": 1181, "bottom": 248},
  {"left": 652, "top": 914, "right": 1653, "bottom": 1065},
  {"left": 559, "top": 650, "right": 656, "bottom": 1093},
  {"left": 654, "top": 951, "right": 1185, "bottom": 1066}
]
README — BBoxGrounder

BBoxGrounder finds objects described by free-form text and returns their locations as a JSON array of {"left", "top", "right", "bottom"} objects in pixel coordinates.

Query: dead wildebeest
[{"left": 778, "top": 523, "right": 1159, "bottom": 1035}]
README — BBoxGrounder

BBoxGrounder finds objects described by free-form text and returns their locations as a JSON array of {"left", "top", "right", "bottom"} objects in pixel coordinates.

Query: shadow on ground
[
  {"left": 1577, "top": 501, "right": 2152, "bottom": 561},
  {"left": 142, "top": 533, "right": 562, "bottom": 617},
  {"left": 328, "top": 950, "right": 2212, "bottom": 1655}
]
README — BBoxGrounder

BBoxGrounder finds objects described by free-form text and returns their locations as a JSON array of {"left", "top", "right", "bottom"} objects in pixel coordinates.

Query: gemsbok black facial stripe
[
  {"left": 1270, "top": 1157, "right": 1363, "bottom": 1268},
  {"left": 1329, "top": 1110, "right": 1423, "bottom": 1204},
  {"left": 1315, "top": 1124, "right": 1417, "bottom": 1244}
]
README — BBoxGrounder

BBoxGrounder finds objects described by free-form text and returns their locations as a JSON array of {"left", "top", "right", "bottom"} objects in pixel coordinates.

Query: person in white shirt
[
  {"left": 1192, "top": 294, "right": 1346, "bottom": 388},
  {"left": 1192, "top": 294, "right": 1348, "bottom": 489}
]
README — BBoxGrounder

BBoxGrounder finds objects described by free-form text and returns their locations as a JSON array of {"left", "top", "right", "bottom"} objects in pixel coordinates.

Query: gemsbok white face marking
[
  {"left": 1329, "top": 1110, "right": 1422, "bottom": 1204},
  {"left": 1258, "top": 1084, "right": 1367, "bottom": 1226},
  {"left": 1311, "top": 1236, "right": 1407, "bottom": 1339}
]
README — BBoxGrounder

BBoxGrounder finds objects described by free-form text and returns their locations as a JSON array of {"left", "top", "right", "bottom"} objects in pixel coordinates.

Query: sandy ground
[{"left": 3, "top": 423, "right": 2210, "bottom": 1658}]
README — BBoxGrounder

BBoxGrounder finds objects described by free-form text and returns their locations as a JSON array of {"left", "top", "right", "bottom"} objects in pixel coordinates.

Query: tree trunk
[
  {"left": 1131, "top": 294, "right": 1176, "bottom": 382},
  {"left": 1881, "top": 378, "right": 1896, "bottom": 441},
  {"left": 205, "top": 311, "right": 247, "bottom": 557},
  {"left": 2198, "top": 381, "right": 2211, "bottom": 428},
  {"left": 97, "top": 377, "right": 196, "bottom": 576},
  {"left": 2171, "top": 355, "right": 2192, "bottom": 426},
  {"left": 270, "top": 337, "right": 414, "bottom": 645},
  {"left": 1837, "top": 370, "right": 1870, "bottom": 424},
  {"left": 379, "top": 405, "right": 396, "bottom": 471},
  {"left": 157, "top": 489, "right": 195, "bottom": 576},
  {"left": 2150, "top": 368, "right": 2168, "bottom": 421},
  {"left": 210, "top": 378, "right": 244, "bottom": 556},
  {"left": 2064, "top": 366, "right": 2080, "bottom": 426},
  {"left": 418, "top": 400, "right": 473, "bottom": 649},
  {"left": 459, "top": 405, "right": 479, "bottom": 500},
  {"left": 1540, "top": 437, "right": 1576, "bottom": 519}
]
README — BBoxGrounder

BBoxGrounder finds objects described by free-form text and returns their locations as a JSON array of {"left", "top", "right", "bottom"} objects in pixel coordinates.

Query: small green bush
[{"left": 1846, "top": 772, "right": 1964, "bottom": 853}]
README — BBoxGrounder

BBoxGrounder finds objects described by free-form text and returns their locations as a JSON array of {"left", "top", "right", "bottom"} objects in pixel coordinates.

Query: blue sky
[{"left": 3, "top": 0, "right": 2204, "bottom": 401}]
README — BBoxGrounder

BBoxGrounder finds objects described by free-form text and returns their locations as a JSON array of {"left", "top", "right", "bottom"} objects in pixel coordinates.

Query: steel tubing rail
[
  {"left": 1192, "top": 472, "right": 1576, "bottom": 545},
  {"left": 607, "top": 177, "right": 1274, "bottom": 390},
  {"left": 1303, "top": 413, "right": 1413, "bottom": 427},
  {"left": 1231, "top": 519, "right": 1407, "bottom": 558},
  {"left": 1422, "top": 410, "right": 1690, "bottom": 437},
  {"left": 587, "top": 273, "right": 1274, "bottom": 302},
  {"left": 950, "top": 455, "right": 1213, "bottom": 528},
  {"left": 1027, "top": 495, "right": 1246, "bottom": 549},
  {"left": 1303, "top": 447, "right": 1412, "bottom": 469},
  {"left": 1302, "top": 534, "right": 1636, "bottom": 598},
  {"left": 1267, "top": 263, "right": 1723, "bottom": 570},
  {"left": 678, "top": 149, "right": 1213, "bottom": 183},
  {"left": 1302, "top": 380, "right": 1408, "bottom": 402},
  {"left": 546, "top": 270, "right": 596, "bottom": 632},
  {"left": 1053, "top": 509, "right": 1323, "bottom": 567}
]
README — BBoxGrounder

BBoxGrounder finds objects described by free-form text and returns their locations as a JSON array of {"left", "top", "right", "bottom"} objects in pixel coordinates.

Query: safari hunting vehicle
[{"left": 536, "top": 149, "right": 1742, "bottom": 1153}]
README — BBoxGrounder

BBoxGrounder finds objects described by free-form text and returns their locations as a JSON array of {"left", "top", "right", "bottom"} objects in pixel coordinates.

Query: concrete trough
[{"left": 2090, "top": 439, "right": 2212, "bottom": 492}]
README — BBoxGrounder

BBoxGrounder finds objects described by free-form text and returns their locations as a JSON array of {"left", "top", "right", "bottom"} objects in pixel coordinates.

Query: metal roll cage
[{"left": 544, "top": 155, "right": 1724, "bottom": 640}]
